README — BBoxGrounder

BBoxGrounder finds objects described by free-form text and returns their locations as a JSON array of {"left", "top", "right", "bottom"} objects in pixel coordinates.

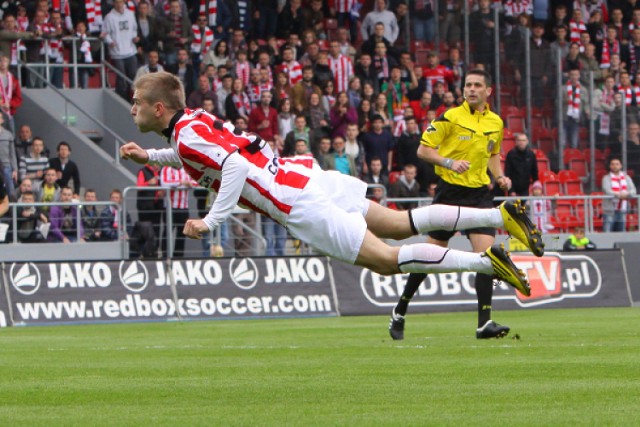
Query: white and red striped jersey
[
  {"left": 148, "top": 109, "right": 316, "bottom": 229},
  {"left": 330, "top": 0, "right": 358, "bottom": 13},
  {"left": 278, "top": 60, "right": 302, "bottom": 86},
  {"left": 328, "top": 54, "right": 353, "bottom": 93},
  {"left": 503, "top": 0, "right": 532, "bottom": 17},
  {"left": 569, "top": 20, "right": 587, "bottom": 43},
  {"left": 160, "top": 166, "right": 194, "bottom": 209}
]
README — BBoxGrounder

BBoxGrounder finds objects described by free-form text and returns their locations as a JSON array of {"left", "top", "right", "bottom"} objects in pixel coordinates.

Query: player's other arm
[{"left": 184, "top": 152, "right": 250, "bottom": 239}]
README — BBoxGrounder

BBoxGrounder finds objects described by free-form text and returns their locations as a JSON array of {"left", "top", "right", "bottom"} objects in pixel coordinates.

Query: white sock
[
  {"left": 397, "top": 244, "right": 493, "bottom": 275},
  {"left": 410, "top": 205, "right": 503, "bottom": 234}
]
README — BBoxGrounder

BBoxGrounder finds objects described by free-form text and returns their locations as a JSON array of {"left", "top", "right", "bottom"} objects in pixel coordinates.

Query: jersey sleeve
[
  {"left": 147, "top": 148, "right": 183, "bottom": 168},
  {"left": 420, "top": 114, "right": 452, "bottom": 148},
  {"left": 491, "top": 124, "right": 504, "bottom": 156},
  {"left": 202, "top": 152, "right": 250, "bottom": 230}
]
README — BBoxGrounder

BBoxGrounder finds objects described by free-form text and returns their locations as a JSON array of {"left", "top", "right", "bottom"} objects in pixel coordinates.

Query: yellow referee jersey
[{"left": 421, "top": 101, "right": 504, "bottom": 188}]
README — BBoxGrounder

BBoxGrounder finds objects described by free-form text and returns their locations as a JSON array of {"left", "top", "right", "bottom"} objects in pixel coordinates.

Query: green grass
[{"left": 1, "top": 307, "right": 639, "bottom": 426}]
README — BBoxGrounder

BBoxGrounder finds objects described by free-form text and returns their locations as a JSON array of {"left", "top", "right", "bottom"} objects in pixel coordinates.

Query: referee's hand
[
  {"left": 451, "top": 160, "right": 470, "bottom": 174},
  {"left": 496, "top": 176, "right": 512, "bottom": 191}
]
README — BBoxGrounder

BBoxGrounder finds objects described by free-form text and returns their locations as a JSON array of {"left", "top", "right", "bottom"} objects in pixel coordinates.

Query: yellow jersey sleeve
[{"left": 420, "top": 115, "right": 453, "bottom": 148}]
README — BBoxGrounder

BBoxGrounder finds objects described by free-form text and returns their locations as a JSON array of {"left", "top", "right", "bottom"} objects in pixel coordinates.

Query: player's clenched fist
[
  {"left": 120, "top": 142, "right": 150, "bottom": 164},
  {"left": 183, "top": 219, "right": 210, "bottom": 239}
]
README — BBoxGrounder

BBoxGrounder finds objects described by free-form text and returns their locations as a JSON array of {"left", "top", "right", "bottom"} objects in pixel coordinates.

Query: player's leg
[
  {"left": 354, "top": 230, "right": 491, "bottom": 276},
  {"left": 366, "top": 201, "right": 544, "bottom": 257},
  {"left": 365, "top": 201, "right": 503, "bottom": 240},
  {"left": 469, "top": 232, "right": 510, "bottom": 339},
  {"left": 388, "top": 235, "right": 446, "bottom": 340}
]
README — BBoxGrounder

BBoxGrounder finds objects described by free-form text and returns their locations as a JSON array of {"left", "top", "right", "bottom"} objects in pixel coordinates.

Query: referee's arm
[
  {"left": 488, "top": 153, "right": 511, "bottom": 191},
  {"left": 417, "top": 145, "right": 470, "bottom": 174}
]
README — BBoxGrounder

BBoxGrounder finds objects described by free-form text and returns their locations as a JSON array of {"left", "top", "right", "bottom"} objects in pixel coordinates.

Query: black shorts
[{"left": 428, "top": 180, "right": 497, "bottom": 241}]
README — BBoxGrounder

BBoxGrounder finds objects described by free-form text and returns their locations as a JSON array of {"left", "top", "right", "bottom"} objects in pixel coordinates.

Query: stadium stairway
[{"left": 15, "top": 88, "right": 160, "bottom": 195}]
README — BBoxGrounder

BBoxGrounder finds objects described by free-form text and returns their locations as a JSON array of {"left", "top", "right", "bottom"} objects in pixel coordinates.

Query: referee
[{"left": 390, "top": 69, "right": 515, "bottom": 340}]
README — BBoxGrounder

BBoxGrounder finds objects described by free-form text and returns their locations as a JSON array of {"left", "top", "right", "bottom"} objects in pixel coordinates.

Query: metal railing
[{"left": 3, "top": 200, "right": 117, "bottom": 243}]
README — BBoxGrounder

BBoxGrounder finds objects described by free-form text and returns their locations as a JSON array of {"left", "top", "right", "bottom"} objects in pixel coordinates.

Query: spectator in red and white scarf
[
  {"left": 602, "top": 157, "right": 637, "bottom": 232},
  {"left": 224, "top": 77, "right": 251, "bottom": 123},
  {"left": 563, "top": 68, "right": 588, "bottom": 148}
]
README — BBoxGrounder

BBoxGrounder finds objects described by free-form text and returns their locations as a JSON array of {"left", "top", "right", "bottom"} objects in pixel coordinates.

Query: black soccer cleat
[
  {"left": 389, "top": 309, "right": 405, "bottom": 341},
  {"left": 476, "top": 320, "right": 510, "bottom": 339},
  {"left": 485, "top": 243, "right": 531, "bottom": 297}
]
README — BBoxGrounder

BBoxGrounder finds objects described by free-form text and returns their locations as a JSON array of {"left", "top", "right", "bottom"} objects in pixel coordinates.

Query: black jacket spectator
[
  {"left": 505, "top": 145, "right": 539, "bottom": 197},
  {"left": 49, "top": 157, "right": 81, "bottom": 195}
]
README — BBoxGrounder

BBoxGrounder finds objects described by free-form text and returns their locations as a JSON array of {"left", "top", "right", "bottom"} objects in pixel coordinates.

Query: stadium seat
[
  {"left": 559, "top": 170, "right": 584, "bottom": 194},
  {"left": 568, "top": 158, "right": 588, "bottom": 179},
  {"left": 591, "top": 192, "right": 604, "bottom": 230},
  {"left": 503, "top": 128, "right": 514, "bottom": 139},
  {"left": 506, "top": 115, "right": 525, "bottom": 133},
  {"left": 627, "top": 213, "right": 639, "bottom": 231},
  {"left": 563, "top": 148, "right": 584, "bottom": 164},
  {"left": 539, "top": 170, "right": 558, "bottom": 182},
  {"left": 543, "top": 178, "right": 561, "bottom": 195},
  {"left": 501, "top": 137, "right": 515, "bottom": 154},
  {"left": 595, "top": 168, "right": 608, "bottom": 189}
]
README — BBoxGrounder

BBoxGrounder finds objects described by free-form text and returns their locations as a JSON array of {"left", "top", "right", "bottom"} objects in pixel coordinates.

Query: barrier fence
[
  {"left": 2, "top": 188, "right": 639, "bottom": 258},
  {"left": 0, "top": 249, "right": 636, "bottom": 327}
]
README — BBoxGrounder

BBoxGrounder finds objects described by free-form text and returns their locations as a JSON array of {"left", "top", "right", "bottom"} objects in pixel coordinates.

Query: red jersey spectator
[{"left": 248, "top": 91, "right": 279, "bottom": 143}]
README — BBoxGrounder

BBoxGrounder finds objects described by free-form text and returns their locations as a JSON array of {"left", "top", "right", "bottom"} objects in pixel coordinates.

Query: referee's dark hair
[{"left": 466, "top": 68, "right": 492, "bottom": 87}]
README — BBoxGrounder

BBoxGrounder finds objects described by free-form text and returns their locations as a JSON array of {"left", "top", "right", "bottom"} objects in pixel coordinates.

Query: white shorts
[{"left": 286, "top": 170, "right": 369, "bottom": 264}]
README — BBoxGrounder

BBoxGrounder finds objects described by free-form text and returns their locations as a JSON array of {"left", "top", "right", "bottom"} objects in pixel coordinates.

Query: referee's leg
[{"left": 469, "top": 232, "right": 496, "bottom": 328}]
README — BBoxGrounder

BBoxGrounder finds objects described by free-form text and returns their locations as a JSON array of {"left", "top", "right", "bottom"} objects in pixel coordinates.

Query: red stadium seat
[
  {"left": 543, "top": 178, "right": 561, "bottom": 195},
  {"left": 537, "top": 158, "right": 550, "bottom": 174},
  {"left": 533, "top": 149, "right": 548, "bottom": 159},
  {"left": 568, "top": 159, "right": 588, "bottom": 179},
  {"left": 539, "top": 170, "right": 558, "bottom": 182},
  {"left": 501, "top": 137, "right": 515, "bottom": 154},
  {"left": 506, "top": 115, "right": 525, "bottom": 133},
  {"left": 563, "top": 148, "right": 584, "bottom": 164},
  {"left": 627, "top": 213, "right": 639, "bottom": 231}
]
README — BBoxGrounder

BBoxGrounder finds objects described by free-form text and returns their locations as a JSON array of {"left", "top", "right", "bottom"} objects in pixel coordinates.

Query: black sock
[
  {"left": 395, "top": 273, "right": 427, "bottom": 316},
  {"left": 475, "top": 273, "right": 494, "bottom": 327}
]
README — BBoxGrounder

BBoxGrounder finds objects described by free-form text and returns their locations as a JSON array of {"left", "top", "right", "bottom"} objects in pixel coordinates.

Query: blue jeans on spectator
[
  {"left": 414, "top": 16, "right": 435, "bottom": 42},
  {"left": 2, "top": 165, "right": 15, "bottom": 196},
  {"left": 262, "top": 217, "right": 287, "bottom": 256},
  {"left": 50, "top": 64, "right": 64, "bottom": 88},
  {"left": 603, "top": 211, "right": 626, "bottom": 232},
  {"left": 111, "top": 55, "right": 138, "bottom": 100},
  {"left": 564, "top": 118, "right": 580, "bottom": 148}
]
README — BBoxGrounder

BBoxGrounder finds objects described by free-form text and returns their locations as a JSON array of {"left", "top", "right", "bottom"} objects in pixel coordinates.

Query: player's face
[
  {"left": 463, "top": 74, "right": 491, "bottom": 109},
  {"left": 131, "top": 90, "right": 160, "bottom": 133}
]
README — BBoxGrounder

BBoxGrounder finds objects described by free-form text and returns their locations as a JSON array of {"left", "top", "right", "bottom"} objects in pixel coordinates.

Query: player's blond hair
[{"left": 134, "top": 72, "right": 186, "bottom": 111}]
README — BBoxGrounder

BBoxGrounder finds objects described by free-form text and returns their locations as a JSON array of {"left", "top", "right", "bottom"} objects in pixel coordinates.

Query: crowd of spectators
[{"left": 3, "top": 0, "right": 640, "bottom": 250}]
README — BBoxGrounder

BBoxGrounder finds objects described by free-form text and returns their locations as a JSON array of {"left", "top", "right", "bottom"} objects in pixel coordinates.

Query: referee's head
[{"left": 464, "top": 69, "right": 493, "bottom": 111}]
